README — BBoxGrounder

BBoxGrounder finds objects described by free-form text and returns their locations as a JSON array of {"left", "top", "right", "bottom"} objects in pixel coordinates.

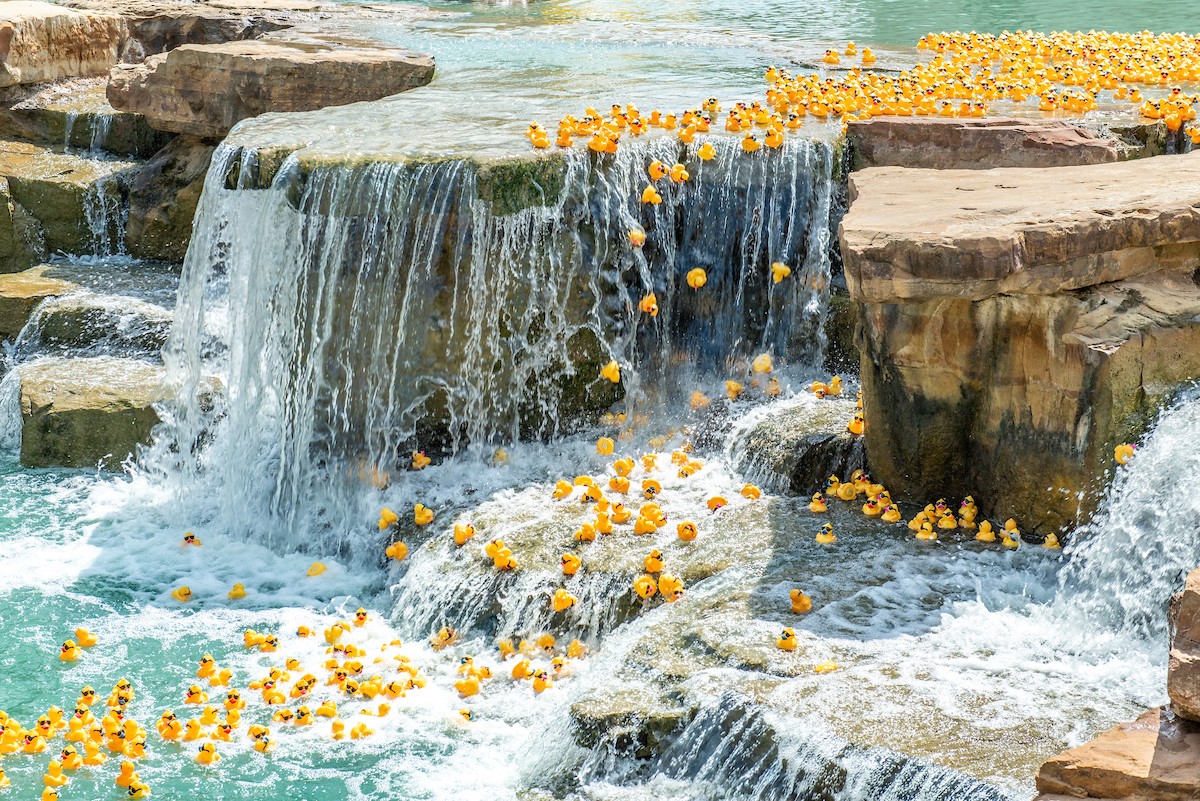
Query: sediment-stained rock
[
  {"left": 1170, "top": 567, "right": 1200, "bottom": 723},
  {"left": 1035, "top": 708, "right": 1200, "bottom": 800},
  {"left": 19, "top": 355, "right": 166, "bottom": 469},
  {"left": 0, "top": 265, "right": 76, "bottom": 341},
  {"left": 107, "top": 37, "right": 435, "bottom": 138},
  {"left": 841, "top": 152, "right": 1200, "bottom": 532},
  {"left": 0, "top": 2, "right": 124, "bottom": 87},
  {"left": 847, "top": 117, "right": 1120, "bottom": 171}
]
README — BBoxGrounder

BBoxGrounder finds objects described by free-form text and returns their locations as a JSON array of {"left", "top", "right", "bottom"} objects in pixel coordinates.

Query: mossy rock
[{"left": 476, "top": 153, "right": 568, "bottom": 215}]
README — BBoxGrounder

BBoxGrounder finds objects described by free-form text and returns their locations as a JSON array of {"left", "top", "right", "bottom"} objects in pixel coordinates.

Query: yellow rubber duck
[
  {"left": 454, "top": 523, "right": 476, "bottom": 546},
  {"left": 937, "top": 512, "right": 958, "bottom": 530},
  {"left": 673, "top": 521, "right": 697, "bottom": 542},
  {"left": 561, "top": 553, "right": 581, "bottom": 577},
  {"left": 741, "top": 134, "right": 761, "bottom": 152},
  {"left": 170, "top": 586, "right": 192, "bottom": 603},
  {"left": 771, "top": 262, "right": 791, "bottom": 283},
  {"left": 43, "top": 760, "right": 68, "bottom": 788},
  {"left": 632, "top": 516, "right": 657, "bottom": 536},
  {"left": 835, "top": 481, "right": 857, "bottom": 502},
  {"left": 74, "top": 628, "right": 98, "bottom": 648},
  {"left": 790, "top": 589, "right": 813, "bottom": 614},
  {"left": 847, "top": 414, "right": 865, "bottom": 436},
  {"left": 808, "top": 493, "right": 828, "bottom": 513},
  {"left": 658, "top": 573, "right": 684, "bottom": 601},
  {"left": 226, "top": 583, "right": 246, "bottom": 600},
  {"left": 575, "top": 523, "right": 597, "bottom": 543},
  {"left": 726, "top": 380, "right": 744, "bottom": 400},
  {"left": 686, "top": 267, "right": 707, "bottom": 289},
  {"left": 669, "top": 163, "right": 690, "bottom": 183},
  {"left": 776, "top": 627, "right": 798, "bottom": 651},
  {"left": 306, "top": 562, "right": 326, "bottom": 577},
  {"left": 641, "top": 185, "right": 662, "bottom": 205},
  {"left": 639, "top": 293, "right": 659, "bottom": 316},
  {"left": 697, "top": 142, "right": 717, "bottom": 161},
  {"left": 115, "top": 761, "right": 138, "bottom": 788},
  {"left": 815, "top": 523, "right": 836, "bottom": 544},
  {"left": 552, "top": 479, "right": 574, "bottom": 500},
  {"left": 741, "top": 484, "right": 762, "bottom": 500},
  {"left": 182, "top": 531, "right": 201, "bottom": 546},
  {"left": 880, "top": 505, "right": 902, "bottom": 523},
  {"left": 551, "top": 588, "right": 577, "bottom": 612},
  {"left": 1043, "top": 532, "right": 1062, "bottom": 550},
  {"left": 378, "top": 507, "right": 399, "bottom": 530},
  {"left": 596, "top": 436, "right": 615, "bottom": 455},
  {"left": 975, "top": 520, "right": 996, "bottom": 543},
  {"left": 599, "top": 361, "right": 621, "bottom": 384},
  {"left": 1114, "top": 443, "right": 1135, "bottom": 464},
  {"left": 195, "top": 742, "right": 219, "bottom": 765},
  {"left": 414, "top": 504, "right": 434, "bottom": 526},
  {"left": 915, "top": 522, "right": 937, "bottom": 541},
  {"left": 59, "top": 640, "right": 80, "bottom": 662},
  {"left": 752, "top": 354, "right": 773, "bottom": 374},
  {"left": 644, "top": 550, "right": 665, "bottom": 573},
  {"left": 648, "top": 160, "right": 668, "bottom": 181},
  {"left": 814, "top": 661, "right": 839, "bottom": 674},
  {"left": 532, "top": 671, "right": 553, "bottom": 693},
  {"left": 633, "top": 574, "right": 658, "bottom": 599},
  {"left": 1001, "top": 519, "right": 1021, "bottom": 549}
]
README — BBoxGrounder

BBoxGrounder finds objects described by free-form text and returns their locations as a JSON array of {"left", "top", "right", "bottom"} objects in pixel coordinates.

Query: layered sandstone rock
[
  {"left": 19, "top": 355, "right": 166, "bottom": 469},
  {"left": 841, "top": 152, "right": 1200, "bottom": 532},
  {"left": 123, "top": 135, "right": 214, "bottom": 261},
  {"left": 0, "top": 265, "right": 76, "bottom": 341},
  {"left": 107, "top": 36, "right": 435, "bottom": 138},
  {"left": 0, "top": 2, "right": 124, "bottom": 87},
  {"left": 1170, "top": 567, "right": 1200, "bottom": 722},
  {"left": 847, "top": 117, "right": 1120, "bottom": 171},
  {"left": 1035, "top": 708, "right": 1200, "bottom": 800}
]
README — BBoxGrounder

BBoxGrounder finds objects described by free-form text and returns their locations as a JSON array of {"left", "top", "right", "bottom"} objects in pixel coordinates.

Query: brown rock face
[
  {"left": 1169, "top": 568, "right": 1200, "bottom": 722},
  {"left": 847, "top": 117, "right": 1120, "bottom": 171},
  {"left": 107, "top": 37, "right": 435, "bottom": 138},
  {"left": 124, "top": 135, "right": 214, "bottom": 261},
  {"left": 0, "top": 2, "right": 124, "bottom": 87},
  {"left": 841, "top": 152, "right": 1200, "bottom": 533},
  {"left": 0, "top": 266, "right": 76, "bottom": 342},
  {"left": 1036, "top": 708, "right": 1200, "bottom": 800},
  {"left": 19, "top": 356, "right": 166, "bottom": 469}
]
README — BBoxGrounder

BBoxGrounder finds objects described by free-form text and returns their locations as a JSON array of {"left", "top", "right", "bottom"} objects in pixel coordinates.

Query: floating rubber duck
[
  {"left": 823, "top": 49, "right": 840, "bottom": 64},
  {"left": 835, "top": 481, "right": 857, "bottom": 502},
  {"left": 847, "top": 414, "right": 865, "bottom": 436},
  {"left": 194, "top": 741, "right": 219, "bottom": 765},
  {"left": 777, "top": 627, "right": 798, "bottom": 651},
  {"left": 807, "top": 493, "right": 828, "bottom": 513},
  {"left": 697, "top": 142, "right": 717, "bottom": 161},
  {"left": 378, "top": 507, "right": 399, "bottom": 530},
  {"left": 595, "top": 436, "right": 616, "bottom": 456},
  {"left": 790, "top": 589, "right": 813, "bottom": 614},
  {"left": 72, "top": 628, "right": 98, "bottom": 648},
  {"left": 171, "top": 586, "right": 192, "bottom": 603},
  {"left": 669, "top": 520, "right": 695, "bottom": 543},
  {"left": 115, "top": 761, "right": 138, "bottom": 788},
  {"left": 725, "top": 380, "right": 744, "bottom": 400},
  {"left": 628, "top": 229, "right": 646, "bottom": 248},
  {"left": 1114, "top": 443, "right": 1135, "bottom": 464},
  {"left": 815, "top": 523, "right": 836, "bottom": 544},
  {"left": 532, "top": 671, "right": 553, "bottom": 693},
  {"left": 641, "top": 185, "right": 662, "bottom": 205},
  {"left": 1001, "top": 519, "right": 1021, "bottom": 549},
  {"left": 44, "top": 760, "right": 68, "bottom": 788},
  {"left": 658, "top": 574, "right": 684, "bottom": 601},
  {"left": 770, "top": 262, "right": 792, "bottom": 283},
  {"left": 915, "top": 522, "right": 937, "bottom": 541},
  {"left": 551, "top": 588, "right": 577, "bottom": 613},
  {"left": 386, "top": 541, "right": 408, "bottom": 561},
  {"left": 639, "top": 293, "right": 659, "bottom": 316},
  {"left": 814, "top": 661, "right": 839, "bottom": 674},
  {"left": 414, "top": 504, "right": 434, "bottom": 526},
  {"left": 59, "top": 640, "right": 80, "bottom": 662},
  {"left": 222, "top": 581, "right": 246, "bottom": 600},
  {"left": 552, "top": 479, "right": 574, "bottom": 500},
  {"left": 937, "top": 511, "right": 958, "bottom": 530},
  {"left": 1043, "top": 532, "right": 1062, "bottom": 550},
  {"left": 185, "top": 686, "right": 208, "bottom": 705},
  {"left": 741, "top": 484, "right": 762, "bottom": 500},
  {"left": 306, "top": 562, "right": 326, "bottom": 577},
  {"left": 742, "top": 134, "right": 761, "bottom": 152},
  {"left": 975, "top": 520, "right": 996, "bottom": 543},
  {"left": 183, "top": 531, "right": 201, "bottom": 546},
  {"left": 431, "top": 626, "right": 458, "bottom": 651},
  {"left": 633, "top": 574, "right": 657, "bottom": 599},
  {"left": 686, "top": 267, "right": 707, "bottom": 289},
  {"left": 669, "top": 163, "right": 690, "bottom": 183},
  {"left": 644, "top": 550, "right": 665, "bottom": 573}
]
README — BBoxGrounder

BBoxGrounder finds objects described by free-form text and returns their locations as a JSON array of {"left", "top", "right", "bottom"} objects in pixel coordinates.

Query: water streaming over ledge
[{"left": 151, "top": 136, "right": 838, "bottom": 553}]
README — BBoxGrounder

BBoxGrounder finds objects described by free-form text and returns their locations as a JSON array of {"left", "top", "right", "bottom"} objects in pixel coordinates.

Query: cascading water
[
  {"left": 82, "top": 174, "right": 128, "bottom": 257},
  {"left": 153, "top": 136, "right": 836, "bottom": 553},
  {"left": 1057, "top": 392, "right": 1200, "bottom": 643}
]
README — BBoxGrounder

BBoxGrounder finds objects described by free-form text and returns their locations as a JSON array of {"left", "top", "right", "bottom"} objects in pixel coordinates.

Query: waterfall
[
  {"left": 82, "top": 175, "right": 128, "bottom": 257},
  {"left": 152, "top": 136, "right": 837, "bottom": 553},
  {"left": 1056, "top": 393, "right": 1200, "bottom": 643}
]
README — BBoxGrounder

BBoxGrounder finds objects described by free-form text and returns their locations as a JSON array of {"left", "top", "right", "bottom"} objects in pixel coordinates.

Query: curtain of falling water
[{"left": 150, "top": 136, "right": 836, "bottom": 554}]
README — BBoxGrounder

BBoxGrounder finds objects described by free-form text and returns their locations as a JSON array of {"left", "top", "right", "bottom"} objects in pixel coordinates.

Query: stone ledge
[{"left": 0, "top": 2, "right": 124, "bottom": 87}]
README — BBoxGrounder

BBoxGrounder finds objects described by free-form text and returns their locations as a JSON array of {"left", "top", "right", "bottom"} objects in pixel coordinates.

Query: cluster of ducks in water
[{"left": 525, "top": 29, "right": 1200, "bottom": 158}]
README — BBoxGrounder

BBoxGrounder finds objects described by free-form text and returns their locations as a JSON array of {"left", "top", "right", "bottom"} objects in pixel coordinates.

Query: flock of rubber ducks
[{"left": 526, "top": 30, "right": 1200, "bottom": 159}]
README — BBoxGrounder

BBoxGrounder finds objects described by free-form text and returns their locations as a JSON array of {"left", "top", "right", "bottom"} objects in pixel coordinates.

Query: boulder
[
  {"left": 0, "top": 139, "right": 135, "bottom": 256},
  {"left": 1035, "top": 708, "right": 1200, "bottom": 800},
  {"left": 19, "top": 355, "right": 166, "bottom": 469},
  {"left": 107, "top": 37, "right": 435, "bottom": 138},
  {"left": 0, "top": 265, "right": 76, "bottom": 341},
  {"left": 25, "top": 292, "right": 172, "bottom": 356},
  {"left": 1169, "top": 567, "right": 1200, "bottom": 722},
  {"left": 0, "top": 176, "right": 45, "bottom": 272},
  {"left": 124, "top": 135, "right": 214, "bottom": 261},
  {"left": 0, "top": 2, "right": 124, "bottom": 87},
  {"left": 847, "top": 117, "right": 1120, "bottom": 171},
  {"left": 732, "top": 396, "right": 865, "bottom": 494},
  {"left": 841, "top": 152, "right": 1200, "bottom": 532}
]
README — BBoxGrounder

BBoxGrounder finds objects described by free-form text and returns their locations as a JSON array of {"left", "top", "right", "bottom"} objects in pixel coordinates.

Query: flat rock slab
[
  {"left": 842, "top": 151, "right": 1200, "bottom": 304},
  {"left": 1036, "top": 708, "right": 1200, "bottom": 800},
  {"left": 0, "top": 265, "right": 76, "bottom": 341},
  {"left": 847, "top": 116, "right": 1120, "bottom": 171},
  {"left": 107, "top": 36, "right": 435, "bottom": 138},
  {"left": 19, "top": 355, "right": 166, "bottom": 469},
  {"left": 0, "top": 2, "right": 124, "bottom": 87}
]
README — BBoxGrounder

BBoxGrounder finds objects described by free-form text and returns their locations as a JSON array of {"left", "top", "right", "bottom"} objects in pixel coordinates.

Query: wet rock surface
[
  {"left": 841, "top": 152, "right": 1200, "bottom": 532},
  {"left": 123, "top": 135, "right": 214, "bottom": 261},
  {"left": 1169, "top": 567, "right": 1200, "bottom": 723},
  {"left": 0, "top": 264, "right": 76, "bottom": 341}
]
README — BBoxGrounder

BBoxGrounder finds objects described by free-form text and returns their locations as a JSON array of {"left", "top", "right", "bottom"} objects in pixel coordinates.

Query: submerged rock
[
  {"left": 107, "top": 36, "right": 436, "bottom": 138},
  {"left": 847, "top": 117, "right": 1119, "bottom": 171},
  {"left": 1035, "top": 707, "right": 1200, "bottom": 800},
  {"left": 19, "top": 355, "right": 166, "bottom": 469},
  {"left": 1170, "top": 567, "right": 1200, "bottom": 723},
  {"left": 0, "top": 2, "right": 124, "bottom": 87},
  {"left": 842, "top": 152, "right": 1200, "bottom": 532},
  {"left": 0, "top": 265, "right": 76, "bottom": 341},
  {"left": 733, "top": 396, "right": 865, "bottom": 495}
]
